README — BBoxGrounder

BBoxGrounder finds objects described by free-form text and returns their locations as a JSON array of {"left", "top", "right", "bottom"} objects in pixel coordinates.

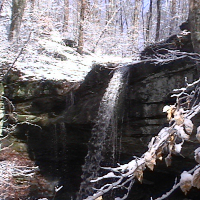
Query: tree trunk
[
  {"left": 189, "top": 0, "right": 200, "bottom": 75},
  {"left": 77, "top": 0, "right": 86, "bottom": 55},
  {"left": 0, "top": 0, "right": 5, "bottom": 13},
  {"left": 132, "top": 0, "right": 142, "bottom": 56},
  {"left": 155, "top": 0, "right": 161, "bottom": 41},
  {"left": 63, "top": 0, "right": 69, "bottom": 32},
  {"left": 0, "top": 83, "right": 4, "bottom": 137},
  {"left": 8, "top": 0, "right": 26, "bottom": 41},
  {"left": 189, "top": 0, "right": 200, "bottom": 54},
  {"left": 146, "top": 0, "right": 153, "bottom": 43},
  {"left": 169, "top": 0, "right": 177, "bottom": 35}
]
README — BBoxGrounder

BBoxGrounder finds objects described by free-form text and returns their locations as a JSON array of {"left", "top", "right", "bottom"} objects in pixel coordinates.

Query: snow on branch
[
  {"left": 142, "top": 49, "right": 200, "bottom": 65},
  {"left": 85, "top": 78, "right": 200, "bottom": 200},
  {"left": 155, "top": 164, "right": 200, "bottom": 200}
]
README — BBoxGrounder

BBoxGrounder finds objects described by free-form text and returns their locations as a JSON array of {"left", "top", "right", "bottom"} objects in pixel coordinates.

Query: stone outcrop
[
  {"left": 2, "top": 29, "right": 200, "bottom": 199},
  {"left": 122, "top": 57, "right": 198, "bottom": 156}
]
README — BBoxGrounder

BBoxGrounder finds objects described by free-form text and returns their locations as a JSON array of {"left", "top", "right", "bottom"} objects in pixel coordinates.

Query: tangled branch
[{"left": 85, "top": 77, "right": 200, "bottom": 200}]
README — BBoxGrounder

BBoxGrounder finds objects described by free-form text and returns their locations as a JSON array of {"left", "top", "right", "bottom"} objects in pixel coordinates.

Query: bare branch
[
  {"left": 86, "top": 77, "right": 200, "bottom": 199},
  {"left": 154, "top": 164, "right": 200, "bottom": 200},
  {"left": 2, "top": 32, "right": 32, "bottom": 83}
]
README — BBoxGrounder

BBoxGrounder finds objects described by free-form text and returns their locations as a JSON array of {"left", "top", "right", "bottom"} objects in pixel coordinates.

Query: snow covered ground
[
  {"left": 15, "top": 32, "right": 132, "bottom": 82},
  {"left": 1, "top": 29, "right": 132, "bottom": 82},
  {"left": 0, "top": 4, "right": 132, "bottom": 83}
]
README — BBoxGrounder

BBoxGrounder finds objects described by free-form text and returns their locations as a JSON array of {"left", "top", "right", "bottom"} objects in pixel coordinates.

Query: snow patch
[{"left": 180, "top": 171, "right": 193, "bottom": 183}]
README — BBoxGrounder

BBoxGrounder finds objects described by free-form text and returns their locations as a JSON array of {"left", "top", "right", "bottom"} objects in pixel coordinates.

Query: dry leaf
[
  {"left": 192, "top": 168, "right": 200, "bottom": 189},
  {"left": 144, "top": 152, "right": 156, "bottom": 171},
  {"left": 95, "top": 196, "right": 103, "bottom": 200},
  {"left": 174, "top": 125, "right": 190, "bottom": 140},
  {"left": 146, "top": 161, "right": 155, "bottom": 171},
  {"left": 184, "top": 118, "right": 193, "bottom": 135},
  {"left": 174, "top": 110, "right": 184, "bottom": 125},
  {"left": 196, "top": 126, "right": 200, "bottom": 142},
  {"left": 170, "top": 135, "right": 175, "bottom": 142},
  {"left": 165, "top": 154, "right": 172, "bottom": 167},
  {"left": 163, "top": 105, "right": 176, "bottom": 121},
  {"left": 156, "top": 148, "right": 163, "bottom": 160},
  {"left": 194, "top": 147, "right": 200, "bottom": 164},
  {"left": 180, "top": 171, "right": 193, "bottom": 195},
  {"left": 180, "top": 181, "right": 192, "bottom": 195},
  {"left": 168, "top": 143, "right": 174, "bottom": 153},
  {"left": 146, "top": 157, "right": 156, "bottom": 171},
  {"left": 134, "top": 166, "right": 144, "bottom": 183}
]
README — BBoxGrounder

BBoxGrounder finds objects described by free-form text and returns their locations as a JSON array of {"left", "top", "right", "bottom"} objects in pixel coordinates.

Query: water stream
[{"left": 77, "top": 66, "right": 129, "bottom": 199}]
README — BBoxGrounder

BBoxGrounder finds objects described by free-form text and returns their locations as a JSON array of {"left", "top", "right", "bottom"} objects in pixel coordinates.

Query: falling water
[
  {"left": 0, "top": 83, "right": 4, "bottom": 137},
  {"left": 77, "top": 66, "right": 129, "bottom": 200}
]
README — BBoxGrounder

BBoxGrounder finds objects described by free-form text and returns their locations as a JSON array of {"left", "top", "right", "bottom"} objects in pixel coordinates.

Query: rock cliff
[{"left": 1, "top": 29, "right": 200, "bottom": 199}]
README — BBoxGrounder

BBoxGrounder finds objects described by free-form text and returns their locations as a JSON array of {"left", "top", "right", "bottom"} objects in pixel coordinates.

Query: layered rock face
[
  {"left": 122, "top": 57, "right": 198, "bottom": 156},
  {"left": 2, "top": 29, "right": 200, "bottom": 199}
]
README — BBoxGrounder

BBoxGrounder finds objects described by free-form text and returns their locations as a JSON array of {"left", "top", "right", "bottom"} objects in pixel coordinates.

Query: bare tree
[
  {"left": 188, "top": 0, "right": 200, "bottom": 76},
  {"left": 155, "top": 0, "right": 161, "bottom": 41},
  {"left": 77, "top": 0, "right": 87, "bottom": 54},
  {"left": 63, "top": 0, "right": 69, "bottom": 32},
  {"left": 189, "top": 0, "right": 200, "bottom": 54},
  {"left": 169, "top": 0, "right": 177, "bottom": 35},
  {"left": 146, "top": 0, "right": 153, "bottom": 44},
  {"left": 91, "top": 4, "right": 121, "bottom": 53},
  {"left": 8, "top": 0, "right": 26, "bottom": 41},
  {"left": 132, "top": 0, "right": 142, "bottom": 55}
]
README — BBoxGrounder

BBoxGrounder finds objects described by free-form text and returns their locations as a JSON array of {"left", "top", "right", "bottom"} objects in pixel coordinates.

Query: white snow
[
  {"left": 174, "top": 125, "right": 189, "bottom": 140},
  {"left": 194, "top": 147, "right": 200, "bottom": 164},
  {"left": 180, "top": 171, "right": 193, "bottom": 183},
  {"left": 174, "top": 142, "right": 183, "bottom": 154},
  {"left": 0, "top": 17, "right": 132, "bottom": 83},
  {"left": 91, "top": 172, "right": 121, "bottom": 182},
  {"left": 2, "top": 36, "right": 132, "bottom": 82}
]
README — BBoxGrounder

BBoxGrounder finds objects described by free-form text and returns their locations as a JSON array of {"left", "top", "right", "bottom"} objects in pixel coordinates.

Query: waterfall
[
  {"left": 77, "top": 66, "right": 129, "bottom": 200},
  {"left": 0, "top": 83, "right": 4, "bottom": 137}
]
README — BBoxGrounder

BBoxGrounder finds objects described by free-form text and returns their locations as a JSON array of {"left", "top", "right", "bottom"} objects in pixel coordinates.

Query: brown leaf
[
  {"left": 194, "top": 147, "right": 200, "bottom": 164},
  {"left": 184, "top": 118, "right": 193, "bottom": 135},
  {"left": 95, "top": 197, "right": 103, "bottom": 200},
  {"left": 180, "top": 181, "right": 192, "bottom": 195},
  {"left": 144, "top": 152, "right": 156, "bottom": 171},
  {"left": 174, "top": 109, "right": 184, "bottom": 125},
  {"left": 193, "top": 168, "right": 200, "bottom": 189},
  {"left": 165, "top": 154, "right": 172, "bottom": 167},
  {"left": 134, "top": 166, "right": 144, "bottom": 183},
  {"left": 180, "top": 171, "right": 193, "bottom": 195},
  {"left": 196, "top": 132, "right": 200, "bottom": 143},
  {"left": 166, "top": 106, "right": 176, "bottom": 121},
  {"left": 146, "top": 158, "right": 156, "bottom": 171},
  {"left": 196, "top": 126, "right": 200, "bottom": 142},
  {"left": 156, "top": 149, "right": 163, "bottom": 161}
]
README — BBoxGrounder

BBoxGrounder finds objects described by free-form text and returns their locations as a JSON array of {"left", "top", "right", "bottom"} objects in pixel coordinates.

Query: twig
[
  {"left": 0, "top": 143, "right": 13, "bottom": 151},
  {"left": 2, "top": 32, "right": 32, "bottom": 82},
  {"left": 154, "top": 164, "right": 200, "bottom": 200},
  {"left": 92, "top": 6, "right": 122, "bottom": 53}
]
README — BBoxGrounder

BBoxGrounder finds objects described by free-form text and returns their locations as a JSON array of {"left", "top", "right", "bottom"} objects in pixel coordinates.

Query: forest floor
[{"left": 0, "top": 27, "right": 132, "bottom": 83}]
